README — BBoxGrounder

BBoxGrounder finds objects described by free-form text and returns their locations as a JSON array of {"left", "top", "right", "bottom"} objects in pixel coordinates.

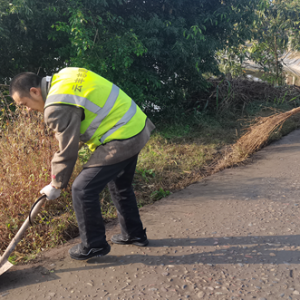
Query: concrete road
[{"left": 2, "top": 129, "right": 300, "bottom": 300}]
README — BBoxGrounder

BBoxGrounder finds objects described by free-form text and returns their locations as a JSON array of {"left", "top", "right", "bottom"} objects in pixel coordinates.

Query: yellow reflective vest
[{"left": 44, "top": 67, "right": 147, "bottom": 152}]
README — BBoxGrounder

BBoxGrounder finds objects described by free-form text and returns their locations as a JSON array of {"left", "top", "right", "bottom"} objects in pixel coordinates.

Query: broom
[
  {"left": 213, "top": 106, "right": 300, "bottom": 173},
  {"left": 236, "top": 106, "right": 300, "bottom": 156}
]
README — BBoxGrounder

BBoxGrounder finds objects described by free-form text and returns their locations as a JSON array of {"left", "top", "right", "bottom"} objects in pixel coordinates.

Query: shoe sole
[
  {"left": 69, "top": 245, "right": 111, "bottom": 261},
  {"left": 111, "top": 239, "right": 149, "bottom": 247}
]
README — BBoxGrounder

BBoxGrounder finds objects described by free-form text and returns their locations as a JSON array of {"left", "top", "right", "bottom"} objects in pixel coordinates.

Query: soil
[{"left": 2, "top": 129, "right": 300, "bottom": 300}]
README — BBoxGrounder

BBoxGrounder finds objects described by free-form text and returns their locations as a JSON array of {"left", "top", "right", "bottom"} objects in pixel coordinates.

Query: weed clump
[{"left": 0, "top": 101, "right": 80, "bottom": 261}]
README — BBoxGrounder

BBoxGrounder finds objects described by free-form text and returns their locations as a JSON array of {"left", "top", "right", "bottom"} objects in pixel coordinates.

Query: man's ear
[
  {"left": 29, "top": 87, "right": 43, "bottom": 101},
  {"left": 30, "top": 87, "right": 41, "bottom": 96}
]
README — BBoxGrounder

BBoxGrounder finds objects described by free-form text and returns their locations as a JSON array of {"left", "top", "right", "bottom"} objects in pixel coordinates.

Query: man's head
[{"left": 9, "top": 72, "right": 44, "bottom": 112}]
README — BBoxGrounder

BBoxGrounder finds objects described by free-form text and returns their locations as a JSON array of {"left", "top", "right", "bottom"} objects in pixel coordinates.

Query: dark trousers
[{"left": 72, "top": 154, "right": 144, "bottom": 248}]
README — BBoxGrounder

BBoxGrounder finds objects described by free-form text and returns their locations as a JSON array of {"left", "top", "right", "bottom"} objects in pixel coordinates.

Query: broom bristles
[
  {"left": 236, "top": 107, "right": 300, "bottom": 156},
  {"left": 212, "top": 106, "right": 300, "bottom": 174}
]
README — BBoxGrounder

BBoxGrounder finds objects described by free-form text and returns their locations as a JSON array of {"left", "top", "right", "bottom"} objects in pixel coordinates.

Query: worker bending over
[{"left": 9, "top": 67, "right": 155, "bottom": 260}]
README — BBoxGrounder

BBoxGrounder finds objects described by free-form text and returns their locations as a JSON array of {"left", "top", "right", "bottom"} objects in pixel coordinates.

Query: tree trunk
[{"left": 274, "top": 35, "right": 279, "bottom": 86}]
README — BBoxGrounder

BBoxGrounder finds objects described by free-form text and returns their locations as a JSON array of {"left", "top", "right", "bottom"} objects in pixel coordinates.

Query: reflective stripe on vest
[
  {"left": 45, "top": 84, "right": 139, "bottom": 143},
  {"left": 44, "top": 68, "right": 147, "bottom": 151},
  {"left": 100, "top": 99, "right": 137, "bottom": 143}
]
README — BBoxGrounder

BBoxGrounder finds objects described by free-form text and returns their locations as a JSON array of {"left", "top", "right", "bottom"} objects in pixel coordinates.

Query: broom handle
[{"left": 0, "top": 195, "right": 47, "bottom": 267}]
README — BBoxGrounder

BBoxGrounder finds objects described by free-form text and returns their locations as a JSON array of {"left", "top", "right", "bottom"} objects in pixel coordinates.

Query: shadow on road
[{"left": 1, "top": 234, "right": 299, "bottom": 292}]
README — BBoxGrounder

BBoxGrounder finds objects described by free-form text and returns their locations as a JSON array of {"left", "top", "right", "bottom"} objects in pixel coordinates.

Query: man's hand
[{"left": 40, "top": 183, "right": 61, "bottom": 200}]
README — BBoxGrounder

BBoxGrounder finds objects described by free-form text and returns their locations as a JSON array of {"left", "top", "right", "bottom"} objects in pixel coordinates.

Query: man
[{"left": 9, "top": 67, "right": 155, "bottom": 260}]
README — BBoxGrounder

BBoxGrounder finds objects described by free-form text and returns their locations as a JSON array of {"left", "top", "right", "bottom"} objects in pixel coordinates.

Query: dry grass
[
  {"left": 0, "top": 101, "right": 80, "bottom": 261},
  {"left": 135, "top": 134, "right": 220, "bottom": 203},
  {"left": 190, "top": 77, "right": 300, "bottom": 113}
]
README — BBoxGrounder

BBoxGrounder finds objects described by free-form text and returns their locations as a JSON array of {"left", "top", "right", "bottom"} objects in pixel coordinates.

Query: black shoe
[
  {"left": 111, "top": 228, "right": 149, "bottom": 247},
  {"left": 69, "top": 243, "right": 111, "bottom": 260}
]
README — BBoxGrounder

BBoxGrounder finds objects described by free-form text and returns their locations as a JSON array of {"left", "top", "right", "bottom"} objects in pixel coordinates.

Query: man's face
[{"left": 12, "top": 87, "right": 44, "bottom": 113}]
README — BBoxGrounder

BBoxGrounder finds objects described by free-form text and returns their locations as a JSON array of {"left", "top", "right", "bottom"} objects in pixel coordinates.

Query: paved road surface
[{"left": 2, "top": 129, "right": 300, "bottom": 300}]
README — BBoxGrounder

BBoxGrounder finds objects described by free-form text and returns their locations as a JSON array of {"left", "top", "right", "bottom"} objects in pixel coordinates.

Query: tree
[
  {"left": 51, "top": 0, "right": 260, "bottom": 118},
  {"left": 218, "top": 0, "right": 300, "bottom": 86},
  {"left": 1, "top": 0, "right": 260, "bottom": 117},
  {"left": 250, "top": 0, "right": 300, "bottom": 85},
  {"left": 0, "top": 0, "right": 70, "bottom": 82}
]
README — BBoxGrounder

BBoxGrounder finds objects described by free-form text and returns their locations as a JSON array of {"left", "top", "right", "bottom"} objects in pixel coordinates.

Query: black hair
[{"left": 9, "top": 72, "right": 42, "bottom": 98}]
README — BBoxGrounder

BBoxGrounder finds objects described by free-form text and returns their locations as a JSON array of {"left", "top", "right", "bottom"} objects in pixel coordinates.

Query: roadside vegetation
[
  {"left": 1, "top": 79, "right": 300, "bottom": 263},
  {"left": 1, "top": 0, "right": 300, "bottom": 263}
]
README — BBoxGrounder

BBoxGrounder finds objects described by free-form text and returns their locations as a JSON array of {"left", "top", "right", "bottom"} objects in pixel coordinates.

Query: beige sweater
[{"left": 44, "top": 105, "right": 155, "bottom": 188}]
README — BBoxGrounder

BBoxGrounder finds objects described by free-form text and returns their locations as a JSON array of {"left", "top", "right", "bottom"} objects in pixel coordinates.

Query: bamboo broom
[
  {"left": 236, "top": 106, "right": 300, "bottom": 156},
  {"left": 213, "top": 106, "right": 300, "bottom": 173}
]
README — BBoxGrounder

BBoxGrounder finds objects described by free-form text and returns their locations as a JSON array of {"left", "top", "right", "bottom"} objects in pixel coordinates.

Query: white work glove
[{"left": 40, "top": 183, "right": 61, "bottom": 201}]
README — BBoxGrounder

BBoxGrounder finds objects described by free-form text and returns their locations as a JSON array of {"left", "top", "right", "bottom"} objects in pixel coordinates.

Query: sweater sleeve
[{"left": 44, "top": 105, "right": 83, "bottom": 188}]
